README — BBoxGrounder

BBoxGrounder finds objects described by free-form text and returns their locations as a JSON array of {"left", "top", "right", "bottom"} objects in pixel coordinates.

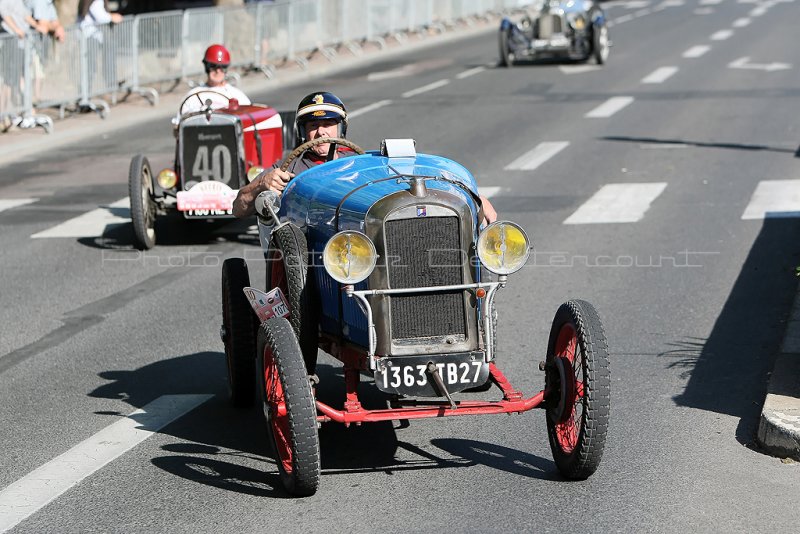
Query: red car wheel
[
  {"left": 545, "top": 300, "right": 610, "bottom": 479},
  {"left": 258, "top": 318, "right": 320, "bottom": 496}
]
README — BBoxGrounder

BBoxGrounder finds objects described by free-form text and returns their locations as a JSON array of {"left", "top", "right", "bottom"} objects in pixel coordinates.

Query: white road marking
[
  {"left": 683, "top": 45, "right": 711, "bottom": 58},
  {"left": 402, "top": 79, "right": 450, "bottom": 98},
  {"left": 742, "top": 180, "right": 800, "bottom": 219},
  {"left": 657, "top": 0, "right": 685, "bottom": 6},
  {"left": 732, "top": 17, "right": 751, "bottom": 27},
  {"left": 559, "top": 65, "right": 602, "bottom": 74},
  {"left": 711, "top": 29, "right": 734, "bottom": 40},
  {"left": 729, "top": 56, "right": 791, "bottom": 71},
  {"left": 0, "top": 395, "right": 212, "bottom": 533},
  {"left": 620, "top": 0, "right": 651, "bottom": 8},
  {"left": 0, "top": 198, "right": 37, "bottom": 213},
  {"left": 585, "top": 96, "right": 634, "bottom": 118},
  {"left": 614, "top": 13, "right": 635, "bottom": 23},
  {"left": 641, "top": 66, "right": 678, "bottom": 84},
  {"left": 349, "top": 99, "right": 392, "bottom": 119},
  {"left": 700, "top": 0, "right": 723, "bottom": 4},
  {"left": 367, "top": 66, "right": 413, "bottom": 81},
  {"left": 31, "top": 198, "right": 129, "bottom": 239},
  {"left": 694, "top": 7, "right": 715, "bottom": 14},
  {"left": 750, "top": 6, "right": 768, "bottom": 15},
  {"left": 478, "top": 186, "right": 502, "bottom": 198},
  {"left": 564, "top": 183, "right": 667, "bottom": 224},
  {"left": 504, "top": 142, "right": 570, "bottom": 171},
  {"left": 634, "top": 8, "right": 652, "bottom": 16},
  {"left": 456, "top": 66, "right": 486, "bottom": 79}
]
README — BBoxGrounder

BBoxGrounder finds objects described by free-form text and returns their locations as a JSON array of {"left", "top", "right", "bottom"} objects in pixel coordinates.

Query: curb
[
  {"left": 757, "top": 285, "right": 800, "bottom": 459},
  {"left": 0, "top": 21, "right": 499, "bottom": 168}
]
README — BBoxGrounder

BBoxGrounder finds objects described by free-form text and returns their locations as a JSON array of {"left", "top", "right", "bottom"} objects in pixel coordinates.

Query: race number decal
[
  {"left": 243, "top": 286, "right": 290, "bottom": 322},
  {"left": 182, "top": 125, "right": 236, "bottom": 185},
  {"left": 191, "top": 145, "right": 232, "bottom": 183}
]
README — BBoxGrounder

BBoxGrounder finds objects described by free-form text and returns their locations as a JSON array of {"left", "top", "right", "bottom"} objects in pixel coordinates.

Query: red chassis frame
[{"left": 315, "top": 339, "right": 550, "bottom": 426}]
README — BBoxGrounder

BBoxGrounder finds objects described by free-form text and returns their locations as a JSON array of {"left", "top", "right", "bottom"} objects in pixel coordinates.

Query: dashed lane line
[
  {"left": 0, "top": 394, "right": 213, "bottom": 533},
  {"left": 564, "top": 183, "right": 668, "bottom": 224},
  {"left": 683, "top": 45, "right": 711, "bottom": 58},
  {"left": 402, "top": 79, "right": 450, "bottom": 98},
  {"left": 349, "top": 99, "right": 392, "bottom": 119},
  {"left": 641, "top": 66, "right": 678, "bottom": 84},
  {"left": 504, "top": 142, "right": 570, "bottom": 171},
  {"left": 456, "top": 66, "right": 486, "bottom": 79},
  {"left": 585, "top": 96, "right": 634, "bottom": 118},
  {"left": 741, "top": 180, "right": 800, "bottom": 220},
  {"left": 732, "top": 17, "right": 751, "bottom": 27},
  {"left": 711, "top": 29, "right": 734, "bottom": 40},
  {"left": 478, "top": 186, "right": 502, "bottom": 198},
  {"left": 0, "top": 199, "right": 37, "bottom": 213},
  {"left": 30, "top": 198, "right": 129, "bottom": 239}
]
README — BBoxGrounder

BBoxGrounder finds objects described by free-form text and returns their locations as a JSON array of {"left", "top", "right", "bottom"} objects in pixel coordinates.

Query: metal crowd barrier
[{"left": 1, "top": 0, "right": 529, "bottom": 134}]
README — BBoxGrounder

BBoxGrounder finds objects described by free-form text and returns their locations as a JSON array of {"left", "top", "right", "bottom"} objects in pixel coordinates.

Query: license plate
[
  {"left": 183, "top": 208, "right": 234, "bottom": 218},
  {"left": 375, "top": 353, "right": 489, "bottom": 397}
]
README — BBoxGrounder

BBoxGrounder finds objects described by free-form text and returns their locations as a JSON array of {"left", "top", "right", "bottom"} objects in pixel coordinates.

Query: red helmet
[{"left": 203, "top": 44, "right": 230, "bottom": 68}]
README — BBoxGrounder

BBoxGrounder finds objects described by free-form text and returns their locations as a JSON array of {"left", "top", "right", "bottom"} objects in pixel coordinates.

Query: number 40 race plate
[{"left": 375, "top": 353, "right": 489, "bottom": 397}]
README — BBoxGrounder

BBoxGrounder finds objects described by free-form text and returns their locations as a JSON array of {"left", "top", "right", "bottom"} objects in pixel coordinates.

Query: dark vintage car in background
[
  {"left": 499, "top": 0, "right": 610, "bottom": 66},
  {"left": 128, "top": 90, "right": 295, "bottom": 249},
  {"left": 220, "top": 137, "right": 611, "bottom": 496}
]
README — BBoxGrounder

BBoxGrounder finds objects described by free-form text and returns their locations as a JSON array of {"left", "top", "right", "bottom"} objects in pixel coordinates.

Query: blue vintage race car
[{"left": 220, "top": 137, "right": 611, "bottom": 496}]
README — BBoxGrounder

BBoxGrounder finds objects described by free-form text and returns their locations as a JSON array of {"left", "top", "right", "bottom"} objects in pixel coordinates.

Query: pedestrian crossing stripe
[
  {"left": 31, "top": 198, "right": 130, "bottom": 239},
  {"left": 741, "top": 180, "right": 800, "bottom": 219},
  {"left": 0, "top": 198, "right": 37, "bottom": 213},
  {"left": 564, "top": 183, "right": 667, "bottom": 224}
]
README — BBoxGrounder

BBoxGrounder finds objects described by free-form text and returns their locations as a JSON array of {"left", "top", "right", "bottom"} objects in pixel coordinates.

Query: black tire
[
  {"left": 265, "top": 224, "right": 319, "bottom": 375},
  {"left": 498, "top": 28, "right": 514, "bottom": 67},
  {"left": 258, "top": 317, "right": 320, "bottom": 496},
  {"left": 128, "top": 154, "right": 156, "bottom": 250},
  {"left": 545, "top": 299, "right": 610, "bottom": 479},
  {"left": 221, "top": 258, "right": 258, "bottom": 408},
  {"left": 592, "top": 24, "right": 609, "bottom": 65},
  {"left": 278, "top": 110, "right": 297, "bottom": 153}
]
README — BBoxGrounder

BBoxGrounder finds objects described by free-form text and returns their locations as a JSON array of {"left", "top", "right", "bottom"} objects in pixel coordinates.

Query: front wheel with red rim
[
  {"left": 545, "top": 299, "right": 610, "bottom": 479},
  {"left": 257, "top": 317, "right": 320, "bottom": 496}
]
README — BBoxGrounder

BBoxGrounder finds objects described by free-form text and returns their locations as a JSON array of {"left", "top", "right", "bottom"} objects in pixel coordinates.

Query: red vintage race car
[{"left": 128, "top": 90, "right": 295, "bottom": 249}]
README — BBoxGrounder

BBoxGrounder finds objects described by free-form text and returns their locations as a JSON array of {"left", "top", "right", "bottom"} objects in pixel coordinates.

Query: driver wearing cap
[{"left": 232, "top": 91, "right": 352, "bottom": 218}]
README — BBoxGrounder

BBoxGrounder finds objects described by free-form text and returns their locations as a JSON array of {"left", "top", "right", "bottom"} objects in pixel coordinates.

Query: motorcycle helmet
[{"left": 203, "top": 44, "right": 231, "bottom": 72}]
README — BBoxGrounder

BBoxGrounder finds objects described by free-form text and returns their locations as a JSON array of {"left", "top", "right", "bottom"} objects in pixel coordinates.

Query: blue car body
[{"left": 278, "top": 151, "right": 483, "bottom": 347}]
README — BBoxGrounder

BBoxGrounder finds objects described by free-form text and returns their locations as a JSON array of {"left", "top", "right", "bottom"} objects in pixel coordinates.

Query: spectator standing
[
  {"left": 0, "top": 0, "right": 47, "bottom": 128},
  {"left": 26, "top": 0, "right": 63, "bottom": 42},
  {"left": 77, "top": 0, "right": 122, "bottom": 96}
]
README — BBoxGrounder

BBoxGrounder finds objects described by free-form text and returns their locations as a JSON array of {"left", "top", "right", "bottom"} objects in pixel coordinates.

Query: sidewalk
[
  {"left": 757, "top": 284, "right": 800, "bottom": 460},
  {"left": 0, "top": 18, "right": 500, "bottom": 168}
]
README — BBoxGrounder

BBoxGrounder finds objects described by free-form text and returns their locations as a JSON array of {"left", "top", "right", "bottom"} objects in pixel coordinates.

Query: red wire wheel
[
  {"left": 545, "top": 300, "right": 610, "bottom": 479},
  {"left": 258, "top": 317, "right": 320, "bottom": 496}
]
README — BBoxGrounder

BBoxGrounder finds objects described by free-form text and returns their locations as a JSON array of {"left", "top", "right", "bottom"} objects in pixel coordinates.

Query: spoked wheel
[
  {"left": 265, "top": 224, "right": 319, "bottom": 374},
  {"left": 128, "top": 154, "right": 156, "bottom": 249},
  {"left": 221, "top": 258, "right": 258, "bottom": 408},
  {"left": 498, "top": 28, "right": 514, "bottom": 67},
  {"left": 593, "top": 24, "right": 610, "bottom": 65},
  {"left": 258, "top": 317, "right": 320, "bottom": 496},
  {"left": 545, "top": 299, "right": 610, "bottom": 479}
]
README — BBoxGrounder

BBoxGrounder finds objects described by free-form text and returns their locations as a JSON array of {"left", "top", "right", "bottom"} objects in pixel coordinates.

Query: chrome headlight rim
[
  {"left": 477, "top": 220, "right": 532, "bottom": 276},
  {"left": 323, "top": 230, "right": 378, "bottom": 285}
]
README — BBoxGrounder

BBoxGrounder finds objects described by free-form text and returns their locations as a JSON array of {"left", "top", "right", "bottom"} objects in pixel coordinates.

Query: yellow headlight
[
  {"left": 247, "top": 166, "right": 265, "bottom": 183},
  {"left": 323, "top": 231, "right": 377, "bottom": 284},
  {"left": 477, "top": 221, "right": 531, "bottom": 275},
  {"left": 157, "top": 169, "right": 177, "bottom": 189}
]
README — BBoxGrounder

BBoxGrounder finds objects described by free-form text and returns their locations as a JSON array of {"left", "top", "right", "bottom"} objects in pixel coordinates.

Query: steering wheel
[
  {"left": 178, "top": 89, "right": 232, "bottom": 115},
  {"left": 280, "top": 137, "right": 365, "bottom": 172}
]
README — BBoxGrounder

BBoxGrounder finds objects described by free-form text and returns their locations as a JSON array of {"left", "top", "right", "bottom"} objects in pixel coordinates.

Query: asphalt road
[{"left": 1, "top": 0, "right": 799, "bottom": 532}]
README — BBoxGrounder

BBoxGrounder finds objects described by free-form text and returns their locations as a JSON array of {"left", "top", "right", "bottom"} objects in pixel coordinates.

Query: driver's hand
[
  {"left": 480, "top": 195, "right": 497, "bottom": 224},
  {"left": 258, "top": 168, "right": 294, "bottom": 193}
]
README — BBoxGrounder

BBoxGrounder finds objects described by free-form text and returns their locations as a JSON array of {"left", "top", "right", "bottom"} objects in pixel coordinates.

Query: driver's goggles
[{"left": 206, "top": 63, "right": 228, "bottom": 72}]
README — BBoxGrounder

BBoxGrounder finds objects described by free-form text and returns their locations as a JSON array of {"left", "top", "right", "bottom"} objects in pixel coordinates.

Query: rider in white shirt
[{"left": 175, "top": 44, "right": 250, "bottom": 123}]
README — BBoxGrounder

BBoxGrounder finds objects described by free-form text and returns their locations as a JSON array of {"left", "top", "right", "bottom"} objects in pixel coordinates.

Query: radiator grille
[{"left": 385, "top": 216, "right": 465, "bottom": 341}]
